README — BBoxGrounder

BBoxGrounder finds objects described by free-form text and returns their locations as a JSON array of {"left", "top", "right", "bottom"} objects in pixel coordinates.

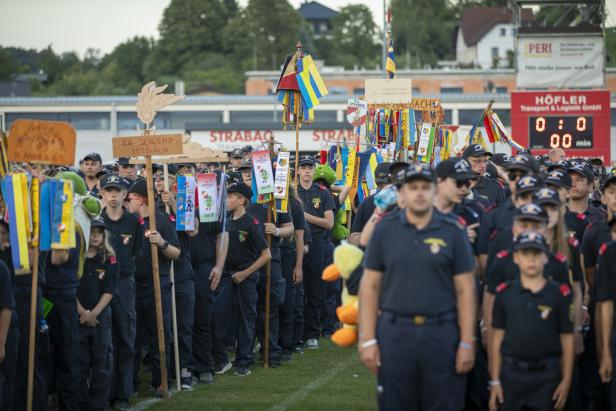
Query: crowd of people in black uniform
[{"left": 2, "top": 143, "right": 616, "bottom": 411}]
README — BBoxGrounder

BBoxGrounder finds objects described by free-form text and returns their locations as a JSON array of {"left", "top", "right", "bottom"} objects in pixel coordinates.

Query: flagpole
[
  {"left": 264, "top": 134, "right": 275, "bottom": 368},
  {"left": 294, "top": 41, "right": 302, "bottom": 190},
  {"left": 385, "top": 2, "right": 391, "bottom": 79}
]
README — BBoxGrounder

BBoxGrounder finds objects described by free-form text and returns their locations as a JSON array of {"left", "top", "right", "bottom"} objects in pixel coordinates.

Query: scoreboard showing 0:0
[{"left": 528, "top": 116, "right": 594, "bottom": 150}]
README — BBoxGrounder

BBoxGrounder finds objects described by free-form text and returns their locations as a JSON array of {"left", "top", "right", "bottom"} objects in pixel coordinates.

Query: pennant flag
[
  {"left": 39, "top": 179, "right": 52, "bottom": 251},
  {"left": 3, "top": 174, "right": 30, "bottom": 274},
  {"left": 275, "top": 54, "right": 299, "bottom": 92},
  {"left": 386, "top": 38, "right": 396, "bottom": 79},
  {"left": 297, "top": 55, "right": 328, "bottom": 111}
]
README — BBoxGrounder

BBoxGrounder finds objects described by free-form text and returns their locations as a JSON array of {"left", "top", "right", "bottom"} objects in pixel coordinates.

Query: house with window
[
  {"left": 456, "top": 7, "right": 533, "bottom": 69},
  {"left": 297, "top": 1, "right": 339, "bottom": 39}
]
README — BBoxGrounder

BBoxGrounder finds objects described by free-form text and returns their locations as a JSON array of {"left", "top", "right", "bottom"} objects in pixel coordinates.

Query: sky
[
  {"left": 0, "top": 0, "right": 384, "bottom": 57},
  {"left": 0, "top": 0, "right": 614, "bottom": 57}
]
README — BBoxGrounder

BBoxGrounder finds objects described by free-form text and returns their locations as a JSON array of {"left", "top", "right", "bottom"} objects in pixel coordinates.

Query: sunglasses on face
[
  {"left": 456, "top": 179, "right": 472, "bottom": 188},
  {"left": 508, "top": 171, "right": 525, "bottom": 181}
]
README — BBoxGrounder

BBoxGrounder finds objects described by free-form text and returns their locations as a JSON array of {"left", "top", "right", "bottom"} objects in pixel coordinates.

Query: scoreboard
[{"left": 511, "top": 90, "right": 611, "bottom": 162}]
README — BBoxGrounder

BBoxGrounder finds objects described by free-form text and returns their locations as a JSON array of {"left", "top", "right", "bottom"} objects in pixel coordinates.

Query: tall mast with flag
[{"left": 385, "top": 3, "right": 396, "bottom": 79}]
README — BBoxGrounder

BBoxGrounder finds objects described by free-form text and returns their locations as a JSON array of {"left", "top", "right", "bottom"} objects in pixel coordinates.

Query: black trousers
[
  {"left": 12, "top": 286, "right": 47, "bottom": 411},
  {"left": 111, "top": 276, "right": 136, "bottom": 401},
  {"left": 134, "top": 279, "right": 171, "bottom": 388},
  {"left": 0, "top": 312, "right": 18, "bottom": 411},
  {"left": 279, "top": 245, "right": 298, "bottom": 352},
  {"left": 376, "top": 312, "right": 466, "bottom": 411},
  {"left": 45, "top": 290, "right": 81, "bottom": 411},
  {"left": 501, "top": 360, "right": 560, "bottom": 411},
  {"left": 257, "top": 247, "right": 285, "bottom": 362},
  {"left": 174, "top": 279, "right": 195, "bottom": 372},
  {"left": 212, "top": 273, "right": 258, "bottom": 368},
  {"left": 78, "top": 309, "right": 112, "bottom": 411},
  {"left": 302, "top": 233, "right": 326, "bottom": 340},
  {"left": 192, "top": 263, "right": 215, "bottom": 374},
  {"left": 320, "top": 240, "right": 339, "bottom": 337}
]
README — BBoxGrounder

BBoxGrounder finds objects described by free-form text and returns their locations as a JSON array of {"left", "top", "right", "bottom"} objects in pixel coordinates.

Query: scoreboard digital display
[
  {"left": 511, "top": 91, "right": 611, "bottom": 162},
  {"left": 528, "top": 116, "right": 594, "bottom": 150}
]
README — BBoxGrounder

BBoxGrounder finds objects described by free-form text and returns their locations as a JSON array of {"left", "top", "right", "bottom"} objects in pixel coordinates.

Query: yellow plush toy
[{"left": 322, "top": 242, "right": 364, "bottom": 347}]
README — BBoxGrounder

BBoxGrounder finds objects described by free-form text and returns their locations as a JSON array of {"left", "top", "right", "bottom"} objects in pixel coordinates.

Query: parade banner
[
  {"left": 416, "top": 123, "right": 433, "bottom": 159},
  {"left": 274, "top": 151, "right": 290, "bottom": 200},
  {"left": 197, "top": 173, "right": 218, "bottom": 223},
  {"left": 8, "top": 120, "right": 77, "bottom": 166},
  {"left": 251, "top": 150, "right": 275, "bottom": 194},
  {"left": 347, "top": 99, "right": 368, "bottom": 126},
  {"left": 176, "top": 175, "right": 196, "bottom": 231}
]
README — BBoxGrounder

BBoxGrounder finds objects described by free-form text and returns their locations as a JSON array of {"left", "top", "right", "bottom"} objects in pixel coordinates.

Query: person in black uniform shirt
[
  {"left": 100, "top": 173, "right": 143, "bottom": 410},
  {"left": 82, "top": 152, "right": 103, "bottom": 197},
  {"left": 489, "top": 232, "right": 574, "bottom": 411},
  {"left": 0, "top": 259, "right": 15, "bottom": 411},
  {"left": 117, "top": 158, "right": 139, "bottom": 182},
  {"left": 463, "top": 144, "right": 505, "bottom": 206},
  {"left": 567, "top": 164, "right": 606, "bottom": 239},
  {"left": 191, "top": 209, "right": 228, "bottom": 384},
  {"left": 296, "top": 155, "right": 335, "bottom": 350},
  {"left": 230, "top": 148, "right": 244, "bottom": 168},
  {"left": 127, "top": 178, "right": 181, "bottom": 397},
  {"left": 545, "top": 168, "right": 571, "bottom": 207},
  {"left": 477, "top": 153, "right": 539, "bottom": 274},
  {"left": 77, "top": 217, "right": 117, "bottom": 411},
  {"left": 360, "top": 164, "right": 476, "bottom": 411},
  {"left": 240, "top": 161, "right": 294, "bottom": 366},
  {"left": 215, "top": 183, "right": 271, "bottom": 377}
]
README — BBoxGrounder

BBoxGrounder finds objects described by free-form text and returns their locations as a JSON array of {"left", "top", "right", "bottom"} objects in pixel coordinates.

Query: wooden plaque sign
[
  {"left": 8, "top": 119, "right": 77, "bottom": 165},
  {"left": 365, "top": 78, "right": 412, "bottom": 108},
  {"left": 112, "top": 134, "right": 184, "bottom": 158}
]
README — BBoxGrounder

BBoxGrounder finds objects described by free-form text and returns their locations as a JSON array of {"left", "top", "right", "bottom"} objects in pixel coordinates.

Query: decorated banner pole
[
  {"left": 293, "top": 41, "right": 302, "bottom": 189},
  {"left": 162, "top": 163, "right": 182, "bottom": 392},
  {"left": 112, "top": 82, "right": 185, "bottom": 399},
  {"left": 263, "top": 134, "right": 276, "bottom": 368},
  {"left": 6, "top": 119, "right": 77, "bottom": 411}
]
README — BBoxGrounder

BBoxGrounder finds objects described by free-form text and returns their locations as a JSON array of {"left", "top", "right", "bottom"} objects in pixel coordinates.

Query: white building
[{"left": 456, "top": 7, "right": 533, "bottom": 69}]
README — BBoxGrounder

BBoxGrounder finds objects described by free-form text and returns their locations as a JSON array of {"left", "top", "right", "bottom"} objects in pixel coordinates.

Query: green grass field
[{"left": 133, "top": 340, "right": 377, "bottom": 411}]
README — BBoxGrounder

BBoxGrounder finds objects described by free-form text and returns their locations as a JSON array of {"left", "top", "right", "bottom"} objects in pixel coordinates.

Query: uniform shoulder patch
[
  {"left": 109, "top": 255, "right": 117, "bottom": 265},
  {"left": 559, "top": 283, "right": 571, "bottom": 297},
  {"left": 576, "top": 213, "right": 586, "bottom": 220},
  {"left": 137, "top": 217, "right": 145, "bottom": 225},
  {"left": 253, "top": 217, "right": 260, "bottom": 225},
  {"left": 567, "top": 236, "right": 579, "bottom": 248},
  {"left": 600, "top": 242, "right": 608, "bottom": 256},
  {"left": 457, "top": 216, "right": 467, "bottom": 227},
  {"left": 496, "top": 249, "right": 509, "bottom": 259},
  {"left": 496, "top": 282, "right": 508, "bottom": 293},
  {"left": 555, "top": 252, "right": 566, "bottom": 263},
  {"left": 318, "top": 184, "right": 327, "bottom": 191},
  {"left": 169, "top": 214, "right": 176, "bottom": 223}
]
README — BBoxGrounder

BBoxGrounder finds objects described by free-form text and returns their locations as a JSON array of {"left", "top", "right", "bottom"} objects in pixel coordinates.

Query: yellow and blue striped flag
[
  {"left": 386, "top": 39, "right": 396, "bottom": 79},
  {"left": 296, "top": 55, "right": 328, "bottom": 111}
]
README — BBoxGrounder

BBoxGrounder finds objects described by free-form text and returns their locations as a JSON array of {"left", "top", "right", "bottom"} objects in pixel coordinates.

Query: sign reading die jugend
[{"left": 511, "top": 90, "right": 611, "bottom": 162}]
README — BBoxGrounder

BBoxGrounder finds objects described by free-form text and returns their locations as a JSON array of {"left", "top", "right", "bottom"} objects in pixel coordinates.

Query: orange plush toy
[{"left": 322, "top": 243, "right": 364, "bottom": 347}]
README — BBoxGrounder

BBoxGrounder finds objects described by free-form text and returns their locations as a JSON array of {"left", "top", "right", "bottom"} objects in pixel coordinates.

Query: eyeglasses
[
  {"left": 508, "top": 171, "right": 525, "bottom": 181},
  {"left": 456, "top": 180, "right": 472, "bottom": 188}
]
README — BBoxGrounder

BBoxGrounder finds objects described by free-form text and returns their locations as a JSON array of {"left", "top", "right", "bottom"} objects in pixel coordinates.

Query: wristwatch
[{"left": 160, "top": 240, "right": 169, "bottom": 250}]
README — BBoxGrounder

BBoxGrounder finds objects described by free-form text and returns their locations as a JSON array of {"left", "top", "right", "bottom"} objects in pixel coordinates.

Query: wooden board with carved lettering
[
  {"left": 8, "top": 119, "right": 77, "bottom": 165},
  {"left": 112, "top": 134, "right": 184, "bottom": 158}
]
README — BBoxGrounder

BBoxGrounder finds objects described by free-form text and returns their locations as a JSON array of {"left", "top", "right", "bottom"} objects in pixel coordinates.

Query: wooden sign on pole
[
  {"left": 8, "top": 119, "right": 77, "bottom": 165},
  {"left": 112, "top": 134, "right": 183, "bottom": 158}
]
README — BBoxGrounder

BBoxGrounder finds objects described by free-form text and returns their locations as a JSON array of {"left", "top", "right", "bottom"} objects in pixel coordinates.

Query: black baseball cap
[
  {"left": 567, "top": 164, "right": 594, "bottom": 182},
  {"left": 547, "top": 159, "right": 570, "bottom": 172},
  {"left": 238, "top": 160, "right": 253, "bottom": 171},
  {"left": 96, "top": 168, "right": 112, "bottom": 179},
  {"left": 128, "top": 178, "right": 148, "bottom": 198},
  {"left": 231, "top": 148, "right": 244, "bottom": 159},
  {"left": 545, "top": 169, "right": 572, "bottom": 189},
  {"left": 90, "top": 216, "right": 108, "bottom": 230},
  {"left": 492, "top": 153, "right": 511, "bottom": 168},
  {"left": 298, "top": 155, "right": 315, "bottom": 167},
  {"left": 533, "top": 187, "right": 561, "bottom": 206},
  {"left": 462, "top": 144, "right": 492, "bottom": 159},
  {"left": 83, "top": 152, "right": 102, "bottom": 163},
  {"left": 516, "top": 175, "right": 542, "bottom": 196},
  {"left": 227, "top": 182, "right": 253, "bottom": 200},
  {"left": 100, "top": 173, "right": 126, "bottom": 190},
  {"left": 436, "top": 158, "right": 474, "bottom": 181},
  {"left": 394, "top": 164, "right": 436, "bottom": 186},
  {"left": 508, "top": 153, "right": 538, "bottom": 174},
  {"left": 375, "top": 162, "right": 392, "bottom": 184},
  {"left": 388, "top": 161, "right": 410, "bottom": 176},
  {"left": 514, "top": 203, "right": 548, "bottom": 224},
  {"left": 608, "top": 212, "right": 616, "bottom": 228},
  {"left": 117, "top": 157, "right": 133, "bottom": 166},
  {"left": 513, "top": 231, "right": 549, "bottom": 253},
  {"left": 602, "top": 175, "right": 616, "bottom": 192}
]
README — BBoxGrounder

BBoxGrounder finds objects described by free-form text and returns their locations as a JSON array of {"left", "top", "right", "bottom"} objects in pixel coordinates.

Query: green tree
[
  {"left": 0, "top": 48, "right": 18, "bottom": 80},
  {"left": 100, "top": 36, "right": 153, "bottom": 91},
  {"left": 607, "top": 27, "right": 616, "bottom": 67},
  {"left": 326, "top": 5, "right": 381, "bottom": 69},
  {"left": 392, "top": 0, "right": 457, "bottom": 68}
]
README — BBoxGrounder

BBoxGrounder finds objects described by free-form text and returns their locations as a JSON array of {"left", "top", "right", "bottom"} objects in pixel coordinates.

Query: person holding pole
[
  {"left": 127, "top": 178, "right": 180, "bottom": 397},
  {"left": 0, "top": 258, "right": 16, "bottom": 411},
  {"left": 214, "top": 182, "right": 271, "bottom": 377},
  {"left": 100, "top": 174, "right": 143, "bottom": 410}
]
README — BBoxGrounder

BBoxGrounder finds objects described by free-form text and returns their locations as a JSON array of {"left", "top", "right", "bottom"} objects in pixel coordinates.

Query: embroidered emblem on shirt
[
  {"left": 424, "top": 238, "right": 447, "bottom": 254},
  {"left": 312, "top": 197, "right": 321, "bottom": 209},
  {"left": 97, "top": 269, "right": 106, "bottom": 280},
  {"left": 238, "top": 230, "right": 248, "bottom": 243},
  {"left": 538, "top": 305, "right": 552, "bottom": 320},
  {"left": 121, "top": 234, "right": 132, "bottom": 245}
]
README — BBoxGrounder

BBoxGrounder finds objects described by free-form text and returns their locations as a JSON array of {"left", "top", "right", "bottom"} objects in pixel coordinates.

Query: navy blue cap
[
  {"left": 101, "top": 173, "right": 126, "bottom": 190},
  {"left": 492, "top": 153, "right": 511, "bottom": 168},
  {"left": 514, "top": 203, "right": 548, "bottom": 223},
  {"left": 545, "top": 169, "right": 572, "bottom": 189},
  {"left": 298, "top": 155, "right": 315, "bottom": 167},
  {"left": 83, "top": 152, "right": 102, "bottom": 163},
  {"left": 516, "top": 175, "right": 542, "bottom": 196},
  {"left": 462, "top": 144, "right": 492, "bottom": 159},
  {"left": 602, "top": 174, "right": 616, "bottom": 192},
  {"left": 513, "top": 231, "right": 549, "bottom": 253},
  {"left": 128, "top": 178, "right": 148, "bottom": 197},
  {"left": 534, "top": 187, "right": 561, "bottom": 206},
  {"left": 436, "top": 158, "right": 474, "bottom": 180},
  {"left": 375, "top": 162, "right": 392, "bottom": 182},
  {"left": 231, "top": 148, "right": 244, "bottom": 158},
  {"left": 90, "top": 216, "right": 108, "bottom": 230},
  {"left": 547, "top": 159, "right": 570, "bottom": 172},
  {"left": 508, "top": 153, "right": 538, "bottom": 174},
  {"left": 394, "top": 164, "right": 436, "bottom": 185},
  {"left": 567, "top": 164, "right": 594, "bottom": 182},
  {"left": 227, "top": 182, "right": 252, "bottom": 200},
  {"left": 238, "top": 160, "right": 253, "bottom": 171},
  {"left": 117, "top": 157, "right": 132, "bottom": 166}
]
